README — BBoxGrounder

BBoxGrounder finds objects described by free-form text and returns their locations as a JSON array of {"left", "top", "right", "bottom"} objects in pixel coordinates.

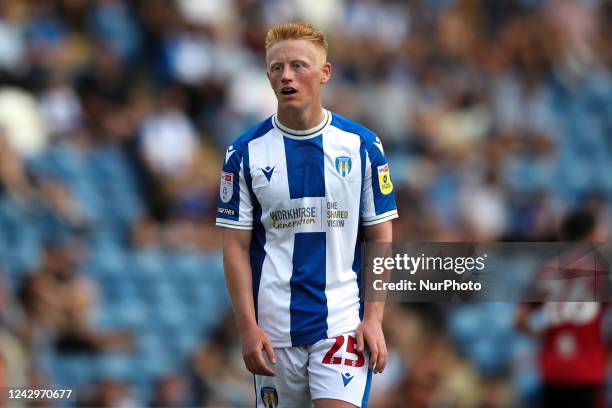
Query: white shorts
[{"left": 255, "top": 332, "right": 372, "bottom": 408}]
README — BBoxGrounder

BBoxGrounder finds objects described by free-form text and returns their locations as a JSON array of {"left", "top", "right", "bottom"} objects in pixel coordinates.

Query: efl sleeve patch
[
  {"left": 220, "top": 171, "right": 234, "bottom": 203},
  {"left": 377, "top": 164, "right": 393, "bottom": 195}
]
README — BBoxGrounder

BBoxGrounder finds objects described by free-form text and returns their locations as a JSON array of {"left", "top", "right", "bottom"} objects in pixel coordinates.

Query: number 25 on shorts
[{"left": 322, "top": 335, "right": 365, "bottom": 367}]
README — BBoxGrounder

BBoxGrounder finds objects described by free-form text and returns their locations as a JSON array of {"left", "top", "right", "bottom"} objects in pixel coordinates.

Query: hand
[
  {"left": 356, "top": 318, "right": 387, "bottom": 374},
  {"left": 241, "top": 325, "right": 276, "bottom": 376}
]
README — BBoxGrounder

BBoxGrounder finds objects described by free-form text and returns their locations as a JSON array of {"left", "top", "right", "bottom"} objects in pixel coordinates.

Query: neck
[{"left": 276, "top": 103, "right": 325, "bottom": 131}]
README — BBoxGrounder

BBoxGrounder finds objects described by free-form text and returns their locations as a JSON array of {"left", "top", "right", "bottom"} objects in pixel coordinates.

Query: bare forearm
[
  {"left": 222, "top": 229, "right": 276, "bottom": 376},
  {"left": 363, "top": 301, "right": 385, "bottom": 323},
  {"left": 223, "top": 230, "right": 257, "bottom": 332},
  {"left": 364, "top": 221, "right": 393, "bottom": 323}
]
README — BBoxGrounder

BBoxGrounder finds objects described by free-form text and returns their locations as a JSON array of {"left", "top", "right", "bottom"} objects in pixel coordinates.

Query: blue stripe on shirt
[
  {"left": 290, "top": 232, "right": 328, "bottom": 346},
  {"left": 283, "top": 135, "right": 325, "bottom": 199}
]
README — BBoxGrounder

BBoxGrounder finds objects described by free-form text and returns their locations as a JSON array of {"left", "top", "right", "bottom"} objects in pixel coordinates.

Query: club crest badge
[
  {"left": 335, "top": 156, "right": 352, "bottom": 177},
  {"left": 377, "top": 164, "right": 393, "bottom": 195},
  {"left": 260, "top": 386, "right": 278, "bottom": 408},
  {"left": 220, "top": 171, "right": 233, "bottom": 203}
]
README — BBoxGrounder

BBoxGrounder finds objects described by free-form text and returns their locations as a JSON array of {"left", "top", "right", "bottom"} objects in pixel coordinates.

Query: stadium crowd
[{"left": 0, "top": 0, "right": 611, "bottom": 406}]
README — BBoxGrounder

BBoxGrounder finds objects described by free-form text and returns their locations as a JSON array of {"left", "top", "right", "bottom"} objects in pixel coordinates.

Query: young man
[{"left": 216, "top": 22, "right": 398, "bottom": 408}]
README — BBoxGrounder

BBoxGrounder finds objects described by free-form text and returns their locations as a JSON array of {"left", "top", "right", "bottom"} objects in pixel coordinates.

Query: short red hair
[{"left": 265, "top": 22, "right": 328, "bottom": 55}]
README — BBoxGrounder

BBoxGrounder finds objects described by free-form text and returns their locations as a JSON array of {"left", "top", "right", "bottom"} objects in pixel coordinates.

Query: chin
[{"left": 279, "top": 100, "right": 305, "bottom": 111}]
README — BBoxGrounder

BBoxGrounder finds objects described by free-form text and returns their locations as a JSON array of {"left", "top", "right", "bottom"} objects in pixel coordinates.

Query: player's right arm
[
  {"left": 217, "top": 143, "right": 275, "bottom": 376},
  {"left": 223, "top": 228, "right": 276, "bottom": 376}
]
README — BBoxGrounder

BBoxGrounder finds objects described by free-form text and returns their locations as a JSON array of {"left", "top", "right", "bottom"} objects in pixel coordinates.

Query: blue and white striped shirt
[{"left": 216, "top": 110, "right": 398, "bottom": 347}]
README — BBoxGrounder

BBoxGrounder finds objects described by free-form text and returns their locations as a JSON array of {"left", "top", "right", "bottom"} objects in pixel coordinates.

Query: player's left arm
[{"left": 356, "top": 220, "right": 393, "bottom": 374}]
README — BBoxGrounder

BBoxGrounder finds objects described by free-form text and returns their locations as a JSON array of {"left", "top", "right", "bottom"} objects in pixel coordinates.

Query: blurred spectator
[
  {"left": 130, "top": 216, "right": 164, "bottom": 249},
  {"left": 139, "top": 86, "right": 198, "bottom": 178},
  {"left": 90, "top": 0, "right": 141, "bottom": 63},
  {"left": 0, "top": 2, "right": 27, "bottom": 73},
  {"left": 76, "top": 43, "right": 132, "bottom": 110},
  {"left": 19, "top": 241, "right": 132, "bottom": 354},
  {"left": 0, "top": 87, "right": 47, "bottom": 157},
  {"left": 162, "top": 21, "right": 215, "bottom": 85},
  {"left": 192, "top": 313, "right": 254, "bottom": 406},
  {"left": 78, "top": 378, "right": 139, "bottom": 407},
  {"left": 478, "top": 374, "right": 515, "bottom": 408},
  {"left": 0, "top": 268, "right": 30, "bottom": 390},
  {"left": 395, "top": 334, "right": 481, "bottom": 408},
  {"left": 149, "top": 372, "right": 193, "bottom": 407},
  {"left": 38, "top": 73, "right": 83, "bottom": 137},
  {"left": 460, "top": 174, "right": 508, "bottom": 241},
  {"left": 175, "top": 0, "right": 236, "bottom": 27},
  {"left": 25, "top": 0, "right": 69, "bottom": 73},
  {"left": 36, "top": 175, "right": 91, "bottom": 239},
  {"left": 0, "top": 129, "right": 37, "bottom": 202}
]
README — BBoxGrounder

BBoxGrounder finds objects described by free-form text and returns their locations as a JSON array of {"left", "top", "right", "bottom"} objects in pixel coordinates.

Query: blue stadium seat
[
  {"left": 134, "top": 341, "right": 176, "bottom": 378},
  {"left": 47, "top": 354, "right": 98, "bottom": 389},
  {"left": 87, "top": 147, "right": 142, "bottom": 225},
  {"left": 114, "top": 298, "right": 149, "bottom": 328},
  {"left": 448, "top": 305, "right": 482, "bottom": 346},
  {"left": 94, "top": 353, "right": 136, "bottom": 382},
  {"left": 511, "top": 335, "right": 539, "bottom": 402}
]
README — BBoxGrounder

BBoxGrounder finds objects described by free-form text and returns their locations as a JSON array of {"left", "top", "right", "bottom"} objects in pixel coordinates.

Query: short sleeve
[
  {"left": 215, "top": 144, "right": 253, "bottom": 229},
  {"left": 360, "top": 136, "right": 399, "bottom": 226}
]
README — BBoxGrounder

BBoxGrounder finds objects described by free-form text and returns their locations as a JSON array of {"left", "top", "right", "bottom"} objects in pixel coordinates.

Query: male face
[{"left": 266, "top": 39, "right": 331, "bottom": 113}]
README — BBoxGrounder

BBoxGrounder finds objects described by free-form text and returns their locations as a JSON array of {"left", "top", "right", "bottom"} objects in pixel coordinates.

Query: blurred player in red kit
[{"left": 515, "top": 207, "right": 609, "bottom": 408}]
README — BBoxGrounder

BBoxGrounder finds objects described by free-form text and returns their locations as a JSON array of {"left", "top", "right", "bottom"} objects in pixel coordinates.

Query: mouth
[{"left": 281, "top": 87, "right": 297, "bottom": 96}]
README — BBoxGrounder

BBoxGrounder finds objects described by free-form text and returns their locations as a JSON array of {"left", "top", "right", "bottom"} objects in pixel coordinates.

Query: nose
[{"left": 281, "top": 65, "right": 293, "bottom": 83}]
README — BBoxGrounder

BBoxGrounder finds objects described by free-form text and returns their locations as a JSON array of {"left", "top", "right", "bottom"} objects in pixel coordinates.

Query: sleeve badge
[
  {"left": 377, "top": 164, "right": 393, "bottom": 195},
  {"left": 220, "top": 171, "right": 234, "bottom": 203}
]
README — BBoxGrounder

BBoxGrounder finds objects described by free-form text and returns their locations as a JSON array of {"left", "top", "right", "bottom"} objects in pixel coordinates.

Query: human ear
[{"left": 321, "top": 62, "right": 332, "bottom": 84}]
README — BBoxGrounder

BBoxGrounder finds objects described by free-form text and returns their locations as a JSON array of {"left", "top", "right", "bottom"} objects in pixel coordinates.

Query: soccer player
[
  {"left": 216, "top": 22, "right": 398, "bottom": 408},
  {"left": 515, "top": 208, "right": 608, "bottom": 408}
]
